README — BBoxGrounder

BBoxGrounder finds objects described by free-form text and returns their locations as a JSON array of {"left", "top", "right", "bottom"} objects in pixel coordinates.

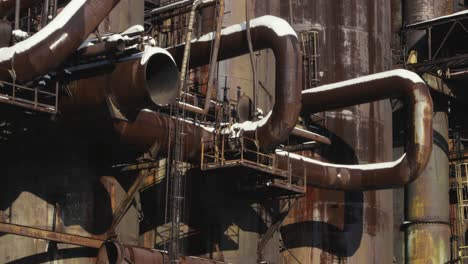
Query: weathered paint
[
  {"left": 277, "top": 0, "right": 394, "bottom": 263},
  {"left": 405, "top": 112, "right": 450, "bottom": 264}
]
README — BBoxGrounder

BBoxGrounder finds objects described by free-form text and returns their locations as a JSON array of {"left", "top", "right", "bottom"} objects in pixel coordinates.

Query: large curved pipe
[
  {"left": 167, "top": 15, "right": 303, "bottom": 151},
  {"left": 0, "top": 0, "right": 121, "bottom": 83},
  {"left": 62, "top": 47, "right": 180, "bottom": 115},
  {"left": 0, "top": 0, "right": 40, "bottom": 18},
  {"left": 275, "top": 69, "right": 433, "bottom": 190}
]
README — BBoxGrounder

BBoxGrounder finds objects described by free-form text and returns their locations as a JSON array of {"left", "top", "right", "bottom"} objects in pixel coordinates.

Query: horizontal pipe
[
  {"left": 145, "top": 0, "right": 215, "bottom": 18},
  {"left": 62, "top": 47, "right": 180, "bottom": 115},
  {"left": 167, "top": 15, "right": 303, "bottom": 151},
  {"left": 291, "top": 126, "right": 331, "bottom": 145},
  {"left": 276, "top": 69, "right": 433, "bottom": 190},
  {"left": 0, "top": 222, "right": 104, "bottom": 248},
  {"left": 113, "top": 109, "right": 213, "bottom": 162},
  {"left": 97, "top": 240, "right": 226, "bottom": 264},
  {"left": 0, "top": 0, "right": 121, "bottom": 83}
]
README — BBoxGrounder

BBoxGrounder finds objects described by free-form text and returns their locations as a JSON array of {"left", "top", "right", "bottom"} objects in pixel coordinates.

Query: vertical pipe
[
  {"left": 245, "top": 0, "right": 257, "bottom": 115},
  {"left": 404, "top": 1, "right": 451, "bottom": 262},
  {"left": 405, "top": 112, "right": 450, "bottom": 264},
  {"left": 41, "top": 0, "right": 49, "bottom": 28},
  {"left": 14, "top": 0, "right": 20, "bottom": 30}
]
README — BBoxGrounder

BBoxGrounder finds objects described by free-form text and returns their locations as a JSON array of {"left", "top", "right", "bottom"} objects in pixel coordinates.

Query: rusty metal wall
[
  {"left": 277, "top": 0, "right": 394, "bottom": 263},
  {"left": 0, "top": 1, "right": 144, "bottom": 263}
]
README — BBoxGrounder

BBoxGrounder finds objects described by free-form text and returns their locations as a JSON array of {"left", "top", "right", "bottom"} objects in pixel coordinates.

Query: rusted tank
[{"left": 275, "top": 0, "right": 395, "bottom": 263}]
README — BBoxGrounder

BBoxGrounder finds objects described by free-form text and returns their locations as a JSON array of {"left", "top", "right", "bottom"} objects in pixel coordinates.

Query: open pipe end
[
  {"left": 142, "top": 47, "right": 180, "bottom": 105},
  {"left": 97, "top": 240, "right": 123, "bottom": 264}
]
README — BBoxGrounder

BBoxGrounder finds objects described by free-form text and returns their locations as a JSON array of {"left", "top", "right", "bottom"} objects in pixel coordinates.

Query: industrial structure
[{"left": 1, "top": 0, "right": 468, "bottom": 263}]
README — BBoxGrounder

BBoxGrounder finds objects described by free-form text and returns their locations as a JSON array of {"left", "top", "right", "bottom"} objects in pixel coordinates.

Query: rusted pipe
[
  {"left": 245, "top": 0, "right": 257, "bottom": 112},
  {"left": 168, "top": 15, "right": 303, "bottom": 150},
  {"left": 0, "top": 0, "right": 39, "bottom": 18},
  {"left": 113, "top": 110, "right": 213, "bottom": 162},
  {"left": 291, "top": 126, "right": 331, "bottom": 145},
  {"left": 0, "top": 0, "right": 122, "bottom": 83},
  {"left": 97, "top": 240, "right": 226, "bottom": 264},
  {"left": 62, "top": 47, "right": 180, "bottom": 115},
  {"left": 201, "top": 0, "right": 223, "bottom": 114},
  {"left": 276, "top": 69, "right": 433, "bottom": 190}
]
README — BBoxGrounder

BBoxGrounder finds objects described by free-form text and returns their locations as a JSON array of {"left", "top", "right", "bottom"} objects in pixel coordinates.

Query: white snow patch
[
  {"left": 197, "top": 15, "right": 297, "bottom": 43},
  {"left": 275, "top": 150, "right": 407, "bottom": 170},
  {"left": 121, "top": 25, "right": 144, "bottom": 36},
  {"left": 106, "top": 34, "right": 123, "bottom": 43},
  {"left": 303, "top": 69, "right": 424, "bottom": 94},
  {"left": 140, "top": 46, "right": 175, "bottom": 66},
  {"left": 230, "top": 110, "right": 272, "bottom": 137},
  {"left": 12, "top": 29, "right": 29, "bottom": 39}
]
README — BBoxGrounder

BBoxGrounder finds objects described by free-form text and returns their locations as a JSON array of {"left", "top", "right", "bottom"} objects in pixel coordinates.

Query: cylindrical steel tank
[
  {"left": 405, "top": 112, "right": 450, "bottom": 263},
  {"left": 276, "top": 1, "right": 394, "bottom": 263},
  {"left": 404, "top": 1, "right": 451, "bottom": 263}
]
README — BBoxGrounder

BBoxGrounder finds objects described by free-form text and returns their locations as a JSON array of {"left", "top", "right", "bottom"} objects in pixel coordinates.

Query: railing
[
  {"left": 201, "top": 136, "right": 306, "bottom": 193},
  {"left": 201, "top": 136, "right": 281, "bottom": 173},
  {"left": 0, "top": 80, "right": 59, "bottom": 114}
]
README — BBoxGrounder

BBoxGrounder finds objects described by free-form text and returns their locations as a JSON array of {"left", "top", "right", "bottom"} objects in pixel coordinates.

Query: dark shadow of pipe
[{"left": 5, "top": 247, "right": 98, "bottom": 264}]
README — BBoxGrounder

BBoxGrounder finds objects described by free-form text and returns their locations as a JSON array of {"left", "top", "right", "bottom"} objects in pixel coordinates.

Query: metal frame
[
  {"left": 201, "top": 136, "right": 306, "bottom": 194},
  {"left": 0, "top": 79, "right": 59, "bottom": 114}
]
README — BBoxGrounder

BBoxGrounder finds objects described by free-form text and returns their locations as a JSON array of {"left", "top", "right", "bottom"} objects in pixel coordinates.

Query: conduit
[
  {"left": 275, "top": 69, "right": 433, "bottom": 190},
  {"left": 0, "top": 0, "right": 122, "bottom": 83},
  {"left": 168, "top": 15, "right": 303, "bottom": 150}
]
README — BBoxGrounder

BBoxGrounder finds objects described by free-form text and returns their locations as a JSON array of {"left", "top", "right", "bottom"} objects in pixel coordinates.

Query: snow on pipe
[
  {"left": 275, "top": 69, "right": 433, "bottom": 190},
  {"left": 167, "top": 15, "right": 303, "bottom": 151},
  {"left": 0, "top": 0, "right": 121, "bottom": 83},
  {"left": 0, "top": 0, "right": 40, "bottom": 18}
]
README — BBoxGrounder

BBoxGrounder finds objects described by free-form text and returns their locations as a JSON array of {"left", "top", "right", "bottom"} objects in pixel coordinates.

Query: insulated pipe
[
  {"left": 97, "top": 240, "right": 225, "bottom": 264},
  {"left": 276, "top": 69, "right": 433, "bottom": 190},
  {"left": 0, "top": 0, "right": 121, "bottom": 83},
  {"left": 0, "top": 0, "right": 39, "bottom": 18},
  {"left": 167, "top": 15, "right": 303, "bottom": 151}
]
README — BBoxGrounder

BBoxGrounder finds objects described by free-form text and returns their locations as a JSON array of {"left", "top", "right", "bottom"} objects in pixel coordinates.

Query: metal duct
[
  {"left": 0, "top": 0, "right": 40, "bottom": 18},
  {"left": 113, "top": 109, "right": 212, "bottom": 162},
  {"left": 96, "top": 240, "right": 225, "bottom": 264},
  {"left": 275, "top": 69, "right": 433, "bottom": 190},
  {"left": 62, "top": 47, "right": 180, "bottom": 114},
  {"left": 0, "top": 0, "right": 121, "bottom": 83},
  {"left": 167, "top": 15, "right": 303, "bottom": 151}
]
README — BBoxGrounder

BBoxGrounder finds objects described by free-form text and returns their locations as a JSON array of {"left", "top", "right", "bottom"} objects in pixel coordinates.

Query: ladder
[{"left": 455, "top": 163, "right": 468, "bottom": 262}]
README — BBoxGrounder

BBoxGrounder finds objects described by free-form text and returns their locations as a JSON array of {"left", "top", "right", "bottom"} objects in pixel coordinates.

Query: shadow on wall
[
  {"left": 139, "top": 169, "right": 273, "bottom": 256},
  {"left": 0, "top": 106, "right": 123, "bottom": 235},
  {"left": 280, "top": 122, "right": 365, "bottom": 257},
  {"left": 4, "top": 247, "right": 98, "bottom": 264}
]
